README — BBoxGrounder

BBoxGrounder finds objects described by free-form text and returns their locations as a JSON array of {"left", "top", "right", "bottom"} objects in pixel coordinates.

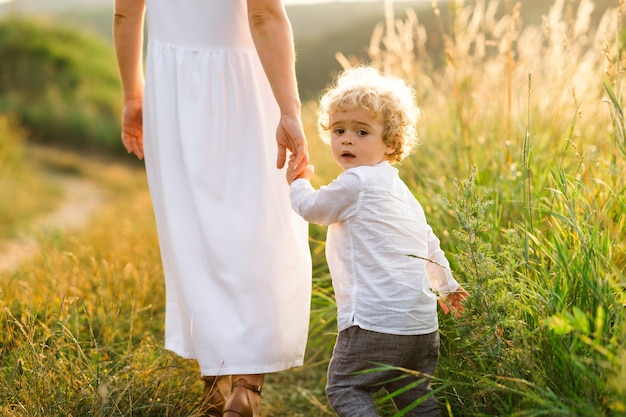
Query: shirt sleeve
[
  {"left": 424, "top": 226, "right": 461, "bottom": 296},
  {"left": 289, "top": 172, "right": 362, "bottom": 226}
]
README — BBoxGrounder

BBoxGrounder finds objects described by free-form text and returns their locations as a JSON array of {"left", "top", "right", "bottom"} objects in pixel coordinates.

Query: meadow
[{"left": 0, "top": 0, "right": 625, "bottom": 416}]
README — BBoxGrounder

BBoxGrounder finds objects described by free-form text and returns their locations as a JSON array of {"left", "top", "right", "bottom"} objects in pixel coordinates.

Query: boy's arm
[
  {"left": 423, "top": 227, "right": 460, "bottom": 294},
  {"left": 422, "top": 225, "right": 470, "bottom": 316},
  {"left": 289, "top": 171, "right": 361, "bottom": 225}
]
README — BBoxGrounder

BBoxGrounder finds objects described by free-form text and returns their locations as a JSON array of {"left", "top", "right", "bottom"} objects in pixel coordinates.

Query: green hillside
[{"left": 0, "top": 19, "right": 122, "bottom": 150}]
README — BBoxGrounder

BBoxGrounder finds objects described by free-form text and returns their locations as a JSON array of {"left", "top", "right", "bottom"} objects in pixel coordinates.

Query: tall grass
[
  {"left": 0, "top": 156, "right": 194, "bottom": 416},
  {"left": 326, "top": 0, "right": 626, "bottom": 415}
]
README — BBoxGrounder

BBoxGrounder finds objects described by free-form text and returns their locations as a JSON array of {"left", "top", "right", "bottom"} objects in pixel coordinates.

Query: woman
[{"left": 113, "top": 1, "right": 312, "bottom": 416}]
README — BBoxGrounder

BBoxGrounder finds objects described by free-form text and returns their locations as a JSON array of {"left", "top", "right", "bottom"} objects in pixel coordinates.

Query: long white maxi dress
[{"left": 142, "top": 0, "right": 312, "bottom": 376}]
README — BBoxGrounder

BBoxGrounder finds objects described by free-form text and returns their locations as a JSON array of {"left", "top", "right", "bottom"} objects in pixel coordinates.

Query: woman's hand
[
  {"left": 277, "top": 113, "right": 309, "bottom": 175},
  {"left": 121, "top": 99, "right": 144, "bottom": 159}
]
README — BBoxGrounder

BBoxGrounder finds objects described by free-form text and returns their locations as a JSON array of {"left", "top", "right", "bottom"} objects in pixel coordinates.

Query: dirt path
[{"left": 0, "top": 172, "right": 105, "bottom": 274}]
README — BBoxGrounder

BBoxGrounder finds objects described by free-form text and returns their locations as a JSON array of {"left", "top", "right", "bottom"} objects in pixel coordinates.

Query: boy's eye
[
  {"left": 357, "top": 129, "right": 368, "bottom": 136},
  {"left": 334, "top": 128, "right": 345, "bottom": 134}
]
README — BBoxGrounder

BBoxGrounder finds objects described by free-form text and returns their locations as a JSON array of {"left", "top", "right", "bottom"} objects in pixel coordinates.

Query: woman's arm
[
  {"left": 113, "top": 0, "right": 146, "bottom": 159},
  {"left": 247, "top": 0, "right": 308, "bottom": 172}
]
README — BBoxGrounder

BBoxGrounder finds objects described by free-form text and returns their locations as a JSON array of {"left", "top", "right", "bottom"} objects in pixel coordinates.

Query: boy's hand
[
  {"left": 438, "top": 286, "right": 469, "bottom": 318},
  {"left": 286, "top": 154, "right": 314, "bottom": 185}
]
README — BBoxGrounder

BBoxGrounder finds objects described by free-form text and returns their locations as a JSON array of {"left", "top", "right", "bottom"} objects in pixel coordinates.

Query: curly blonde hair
[{"left": 318, "top": 67, "right": 421, "bottom": 163}]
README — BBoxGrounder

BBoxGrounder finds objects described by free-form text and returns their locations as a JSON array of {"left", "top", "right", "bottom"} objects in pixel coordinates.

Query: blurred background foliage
[
  {"left": 0, "top": 18, "right": 121, "bottom": 152},
  {"left": 0, "top": 0, "right": 621, "bottom": 151}
]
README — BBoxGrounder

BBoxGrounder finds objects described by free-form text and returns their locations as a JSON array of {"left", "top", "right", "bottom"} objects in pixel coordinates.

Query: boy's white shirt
[{"left": 290, "top": 161, "right": 460, "bottom": 335}]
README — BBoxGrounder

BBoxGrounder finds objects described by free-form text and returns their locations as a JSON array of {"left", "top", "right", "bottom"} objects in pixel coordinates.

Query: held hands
[
  {"left": 286, "top": 154, "right": 314, "bottom": 185},
  {"left": 438, "top": 286, "right": 469, "bottom": 318},
  {"left": 121, "top": 99, "right": 144, "bottom": 159},
  {"left": 276, "top": 113, "right": 309, "bottom": 176}
]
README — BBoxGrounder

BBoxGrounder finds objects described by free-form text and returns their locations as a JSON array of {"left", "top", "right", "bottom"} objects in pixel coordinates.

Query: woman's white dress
[{"left": 142, "top": 0, "right": 312, "bottom": 375}]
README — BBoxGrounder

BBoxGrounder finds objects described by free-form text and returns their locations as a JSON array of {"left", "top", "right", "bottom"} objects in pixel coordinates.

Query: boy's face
[{"left": 329, "top": 108, "right": 394, "bottom": 171}]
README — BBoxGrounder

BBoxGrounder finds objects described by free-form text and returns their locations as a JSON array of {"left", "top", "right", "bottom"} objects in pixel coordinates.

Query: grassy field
[{"left": 0, "top": 0, "right": 625, "bottom": 416}]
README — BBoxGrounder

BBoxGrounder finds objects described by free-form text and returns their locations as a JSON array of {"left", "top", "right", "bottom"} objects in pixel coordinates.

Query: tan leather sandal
[{"left": 222, "top": 378, "right": 262, "bottom": 417}]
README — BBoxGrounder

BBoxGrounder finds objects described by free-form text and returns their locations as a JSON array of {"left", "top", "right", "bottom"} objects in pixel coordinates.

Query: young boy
[{"left": 287, "top": 67, "right": 468, "bottom": 417}]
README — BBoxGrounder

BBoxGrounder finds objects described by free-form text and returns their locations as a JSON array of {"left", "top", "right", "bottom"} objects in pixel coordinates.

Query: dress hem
[{"left": 164, "top": 343, "right": 305, "bottom": 375}]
